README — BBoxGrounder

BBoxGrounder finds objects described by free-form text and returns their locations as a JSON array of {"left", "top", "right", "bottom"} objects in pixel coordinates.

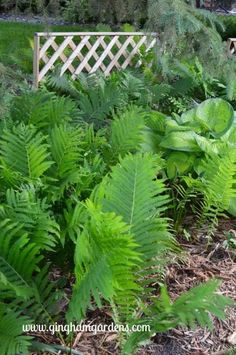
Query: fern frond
[
  {"left": 196, "top": 148, "right": 236, "bottom": 230},
  {"left": 110, "top": 106, "right": 146, "bottom": 157},
  {"left": 37, "top": 96, "right": 79, "bottom": 129},
  {"left": 120, "top": 71, "right": 146, "bottom": 101},
  {"left": 10, "top": 91, "right": 79, "bottom": 129},
  {"left": 45, "top": 71, "right": 80, "bottom": 99},
  {"left": 20, "top": 264, "right": 60, "bottom": 323},
  {"left": 0, "top": 124, "right": 53, "bottom": 183},
  {"left": 0, "top": 218, "right": 41, "bottom": 299},
  {"left": 1, "top": 188, "right": 60, "bottom": 250},
  {"left": 68, "top": 200, "right": 141, "bottom": 321},
  {"left": 103, "top": 154, "right": 174, "bottom": 262},
  {"left": 78, "top": 81, "right": 125, "bottom": 124},
  {"left": 0, "top": 305, "right": 32, "bottom": 355},
  {"left": 49, "top": 124, "right": 83, "bottom": 184},
  {"left": 87, "top": 153, "right": 176, "bottom": 308},
  {"left": 10, "top": 90, "right": 53, "bottom": 124},
  {"left": 123, "top": 279, "right": 234, "bottom": 354}
]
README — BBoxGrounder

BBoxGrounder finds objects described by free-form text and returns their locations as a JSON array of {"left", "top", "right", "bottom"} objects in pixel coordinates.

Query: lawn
[{"left": 0, "top": 21, "right": 94, "bottom": 72}]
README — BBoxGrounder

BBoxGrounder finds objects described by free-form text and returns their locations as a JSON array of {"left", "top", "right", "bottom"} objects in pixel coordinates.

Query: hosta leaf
[
  {"left": 195, "top": 135, "right": 223, "bottom": 155},
  {"left": 140, "top": 127, "right": 162, "bottom": 153},
  {"left": 228, "top": 196, "right": 236, "bottom": 217},
  {"left": 160, "top": 131, "right": 201, "bottom": 152},
  {"left": 223, "top": 124, "right": 236, "bottom": 144},
  {"left": 166, "top": 151, "right": 196, "bottom": 179},
  {"left": 196, "top": 98, "right": 234, "bottom": 137},
  {"left": 179, "top": 107, "right": 197, "bottom": 124}
]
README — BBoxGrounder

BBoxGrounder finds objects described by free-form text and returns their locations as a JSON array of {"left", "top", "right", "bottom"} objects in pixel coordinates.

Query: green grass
[{"left": 0, "top": 21, "right": 95, "bottom": 72}]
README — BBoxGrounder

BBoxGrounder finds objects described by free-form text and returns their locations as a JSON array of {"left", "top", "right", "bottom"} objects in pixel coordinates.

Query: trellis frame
[
  {"left": 33, "top": 32, "right": 158, "bottom": 88},
  {"left": 229, "top": 38, "right": 236, "bottom": 55}
]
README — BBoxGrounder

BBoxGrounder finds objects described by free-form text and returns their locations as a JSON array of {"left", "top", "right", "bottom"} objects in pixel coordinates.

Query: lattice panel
[
  {"left": 229, "top": 38, "right": 236, "bottom": 55},
  {"left": 33, "top": 32, "right": 157, "bottom": 88}
]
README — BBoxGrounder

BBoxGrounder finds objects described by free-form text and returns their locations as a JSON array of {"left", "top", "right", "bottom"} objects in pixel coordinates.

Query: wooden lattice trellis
[
  {"left": 33, "top": 32, "right": 157, "bottom": 88},
  {"left": 229, "top": 38, "right": 236, "bottom": 55}
]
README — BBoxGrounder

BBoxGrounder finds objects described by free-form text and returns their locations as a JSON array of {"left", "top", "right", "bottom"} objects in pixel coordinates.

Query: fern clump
[{"left": 0, "top": 65, "right": 235, "bottom": 354}]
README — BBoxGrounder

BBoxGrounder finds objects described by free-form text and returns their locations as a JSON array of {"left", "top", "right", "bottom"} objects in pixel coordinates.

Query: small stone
[{"left": 228, "top": 331, "right": 236, "bottom": 345}]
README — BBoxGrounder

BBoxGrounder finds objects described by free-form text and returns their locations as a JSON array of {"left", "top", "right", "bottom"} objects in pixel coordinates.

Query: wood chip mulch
[
  {"left": 73, "top": 218, "right": 236, "bottom": 355},
  {"left": 34, "top": 218, "right": 236, "bottom": 355}
]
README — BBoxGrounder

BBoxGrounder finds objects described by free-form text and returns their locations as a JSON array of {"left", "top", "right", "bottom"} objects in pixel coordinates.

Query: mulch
[
  {"left": 71, "top": 218, "right": 236, "bottom": 355},
  {"left": 33, "top": 217, "right": 236, "bottom": 354}
]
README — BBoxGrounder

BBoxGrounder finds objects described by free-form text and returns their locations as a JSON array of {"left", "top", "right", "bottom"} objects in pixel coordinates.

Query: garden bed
[{"left": 34, "top": 218, "right": 236, "bottom": 355}]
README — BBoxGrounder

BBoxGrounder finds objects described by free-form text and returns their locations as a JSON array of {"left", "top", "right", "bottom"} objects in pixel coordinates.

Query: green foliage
[
  {"left": 110, "top": 106, "right": 146, "bottom": 157},
  {"left": 0, "top": 123, "right": 53, "bottom": 183},
  {"left": 0, "top": 218, "right": 41, "bottom": 299},
  {"left": 0, "top": 0, "right": 61, "bottom": 15},
  {"left": 102, "top": 154, "right": 173, "bottom": 261},
  {"left": 78, "top": 80, "right": 125, "bottom": 124},
  {"left": 123, "top": 279, "right": 234, "bottom": 354},
  {"left": 185, "top": 148, "right": 236, "bottom": 231},
  {"left": 63, "top": 0, "right": 147, "bottom": 24},
  {"left": 223, "top": 229, "right": 236, "bottom": 249},
  {"left": 1, "top": 55, "right": 236, "bottom": 354},
  {"left": 196, "top": 98, "right": 234, "bottom": 137},
  {"left": 10, "top": 91, "right": 79, "bottom": 128},
  {"left": 68, "top": 200, "right": 140, "bottom": 321},
  {"left": 146, "top": 0, "right": 226, "bottom": 75},
  {"left": 69, "top": 154, "right": 174, "bottom": 319},
  {"left": 0, "top": 306, "right": 32, "bottom": 355},
  {"left": 220, "top": 14, "right": 236, "bottom": 40},
  {"left": 1, "top": 188, "right": 60, "bottom": 250}
]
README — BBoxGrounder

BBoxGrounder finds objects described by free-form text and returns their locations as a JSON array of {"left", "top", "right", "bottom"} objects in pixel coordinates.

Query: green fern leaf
[
  {"left": 68, "top": 200, "right": 141, "bottom": 321},
  {"left": 0, "top": 306, "right": 32, "bottom": 355},
  {"left": 103, "top": 154, "right": 174, "bottom": 262},
  {"left": 110, "top": 106, "right": 146, "bottom": 157},
  {"left": 49, "top": 124, "right": 83, "bottom": 180},
  {"left": 10, "top": 91, "right": 79, "bottom": 129},
  {"left": 1, "top": 188, "right": 60, "bottom": 250},
  {"left": 0, "top": 219, "right": 41, "bottom": 299},
  {"left": 0, "top": 124, "right": 53, "bottom": 182},
  {"left": 123, "top": 279, "right": 234, "bottom": 354}
]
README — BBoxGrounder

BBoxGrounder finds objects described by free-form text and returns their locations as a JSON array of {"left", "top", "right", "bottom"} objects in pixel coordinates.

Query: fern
[
  {"left": 0, "top": 306, "right": 32, "bottom": 355},
  {"left": 10, "top": 91, "right": 79, "bottom": 129},
  {"left": 120, "top": 71, "right": 146, "bottom": 101},
  {"left": 69, "top": 154, "right": 175, "bottom": 323},
  {"left": 103, "top": 154, "right": 175, "bottom": 269},
  {"left": 123, "top": 279, "right": 234, "bottom": 354},
  {"left": 110, "top": 106, "right": 146, "bottom": 157},
  {"left": 0, "top": 188, "right": 60, "bottom": 250},
  {"left": 19, "top": 264, "right": 61, "bottom": 323},
  {"left": 200, "top": 150, "right": 236, "bottom": 212},
  {"left": 68, "top": 200, "right": 140, "bottom": 321},
  {"left": 188, "top": 148, "right": 236, "bottom": 231},
  {"left": 0, "top": 124, "right": 53, "bottom": 183},
  {"left": 172, "top": 181, "right": 198, "bottom": 232},
  {"left": 0, "top": 218, "right": 41, "bottom": 299},
  {"left": 0, "top": 215, "right": 60, "bottom": 321},
  {"left": 78, "top": 80, "right": 126, "bottom": 124},
  {"left": 49, "top": 124, "right": 82, "bottom": 177},
  {"left": 48, "top": 124, "right": 84, "bottom": 197},
  {"left": 10, "top": 90, "right": 53, "bottom": 124},
  {"left": 45, "top": 70, "right": 80, "bottom": 99}
]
